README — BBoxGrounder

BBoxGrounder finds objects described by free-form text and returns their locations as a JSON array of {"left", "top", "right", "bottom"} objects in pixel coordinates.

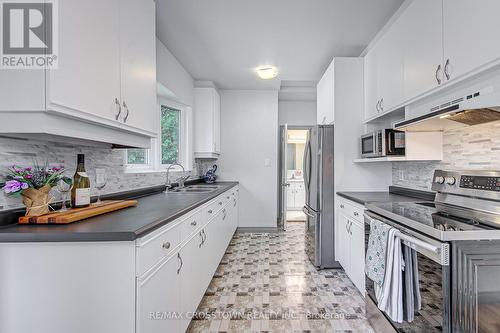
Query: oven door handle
[{"left": 364, "top": 213, "right": 449, "bottom": 265}]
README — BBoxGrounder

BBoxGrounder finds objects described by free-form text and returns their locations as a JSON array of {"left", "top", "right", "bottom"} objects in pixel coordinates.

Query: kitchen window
[{"left": 125, "top": 98, "right": 190, "bottom": 172}]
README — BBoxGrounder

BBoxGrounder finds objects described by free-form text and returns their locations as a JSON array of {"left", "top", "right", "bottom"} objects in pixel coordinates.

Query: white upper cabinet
[
  {"left": 375, "top": 17, "right": 405, "bottom": 114},
  {"left": 365, "top": 0, "right": 500, "bottom": 121},
  {"left": 0, "top": 0, "right": 157, "bottom": 146},
  {"left": 364, "top": 44, "right": 380, "bottom": 120},
  {"left": 442, "top": 0, "right": 500, "bottom": 82},
  {"left": 402, "top": 0, "right": 443, "bottom": 101},
  {"left": 194, "top": 86, "right": 221, "bottom": 158},
  {"left": 47, "top": 0, "right": 122, "bottom": 123},
  {"left": 118, "top": 0, "right": 157, "bottom": 134},
  {"left": 364, "top": 14, "right": 404, "bottom": 120},
  {"left": 317, "top": 60, "right": 334, "bottom": 124}
]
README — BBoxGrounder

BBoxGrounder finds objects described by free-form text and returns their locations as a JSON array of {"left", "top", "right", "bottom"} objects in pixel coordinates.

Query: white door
[
  {"left": 364, "top": 46, "right": 380, "bottom": 120},
  {"left": 337, "top": 212, "right": 350, "bottom": 272},
  {"left": 213, "top": 90, "right": 221, "bottom": 153},
  {"left": 316, "top": 61, "right": 334, "bottom": 124},
  {"left": 136, "top": 253, "right": 180, "bottom": 333},
  {"left": 443, "top": 0, "right": 500, "bottom": 82},
  {"left": 119, "top": 0, "right": 157, "bottom": 133},
  {"left": 349, "top": 220, "right": 366, "bottom": 294},
  {"left": 376, "top": 15, "right": 405, "bottom": 112},
  {"left": 47, "top": 0, "right": 121, "bottom": 123},
  {"left": 179, "top": 236, "right": 202, "bottom": 333},
  {"left": 402, "top": 0, "right": 444, "bottom": 100},
  {"left": 280, "top": 124, "right": 290, "bottom": 230}
]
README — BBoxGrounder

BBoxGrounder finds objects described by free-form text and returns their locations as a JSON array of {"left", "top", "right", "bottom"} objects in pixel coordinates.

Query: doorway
[{"left": 278, "top": 125, "right": 312, "bottom": 231}]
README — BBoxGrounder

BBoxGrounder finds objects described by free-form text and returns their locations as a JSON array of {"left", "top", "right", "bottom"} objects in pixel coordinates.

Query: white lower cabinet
[
  {"left": 336, "top": 197, "right": 365, "bottom": 294},
  {"left": 137, "top": 253, "right": 181, "bottom": 333},
  {"left": 137, "top": 185, "right": 239, "bottom": 333}
]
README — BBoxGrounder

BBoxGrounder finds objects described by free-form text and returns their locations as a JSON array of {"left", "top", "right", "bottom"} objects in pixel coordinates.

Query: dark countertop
[
  {"left": 0, "top": 182, "right": 238, "bottom": 243},
  {"left": 337, "top": 186, "right": 435, "bottom": 205}
]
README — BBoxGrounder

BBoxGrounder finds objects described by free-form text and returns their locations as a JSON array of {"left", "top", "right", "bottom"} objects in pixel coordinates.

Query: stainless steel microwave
[{"left": 360, "top": 129, "right": 405, "bottom": 158}]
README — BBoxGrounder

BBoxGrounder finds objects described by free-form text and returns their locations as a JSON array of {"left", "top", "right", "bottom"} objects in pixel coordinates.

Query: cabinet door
[
  {"left": 137, "top": 254, "right": 180, "bottom": 333},
  {"left": 286, "top": 184, "right": 295, "bottom": 209},
  {"left": 337, "top": 213, "right": 350, "bottom": 272},
  {"left": 364, "top": 46, "right": 380, "bottom": 120},
  {"left": 402, "top": 0, "right": 443, "bottom": 100},
  {"left": 47, "top": 0, "right": 121, "bottom": 123},
  {"left": 179, "top": 235, "right": 203, "bottom": 333},
  {"left": 294, "top": 183, "right": 305, "bottom": 209},
  {"left": 316, "top": 60, "right": 334, "bottom": 124},
  {"left": 349, "top": 220, "right": 366, "bottom": 294},
  {"left": 119, "top": 0, "right": 157, "bottom": 133},
  {"left": 376, "top": 16, "right": 405, "bottom": 112},
  {"left": 213, "top": 89, "right": 221, "bottom": 153},
  {"left": 443, "top": 0, "right": 500, "bottom": 81}
]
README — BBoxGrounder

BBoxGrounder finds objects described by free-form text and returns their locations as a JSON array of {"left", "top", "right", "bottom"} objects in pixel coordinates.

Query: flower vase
[{"left": 21, "top": 185, "right": 53, "bottom": 216}]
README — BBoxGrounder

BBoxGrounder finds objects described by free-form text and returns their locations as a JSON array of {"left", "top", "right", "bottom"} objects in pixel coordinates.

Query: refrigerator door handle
[{"left": 302, "top": 206, "right": 315, "bottom": 218}]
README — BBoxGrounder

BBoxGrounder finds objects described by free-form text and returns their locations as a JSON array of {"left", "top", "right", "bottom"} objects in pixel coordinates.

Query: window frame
[{"left": 124, "top": 97, "right": 190, "bottom": 173}]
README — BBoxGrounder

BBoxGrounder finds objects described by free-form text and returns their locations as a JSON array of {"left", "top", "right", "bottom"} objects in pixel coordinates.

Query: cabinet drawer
[
  {"left": 180, "top": 210, "right": 203, "bottom": 241},
  {"left": 338, "top": 199, "right": 364, "bottom": 222},
  {"left": 136, "top": 220, "right": 182, "bottom": 276},
  {"left": 203, "top": 195, "right": 226, "bottom": 221}
]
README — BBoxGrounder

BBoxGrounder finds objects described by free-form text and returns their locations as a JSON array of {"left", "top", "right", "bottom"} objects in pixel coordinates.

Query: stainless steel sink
[{"left": 168, "top": 184, "right": 222, "bottom": 193}]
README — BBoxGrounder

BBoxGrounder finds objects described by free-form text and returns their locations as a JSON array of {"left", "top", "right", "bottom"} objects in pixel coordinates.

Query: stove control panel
[{"left": 460, "top": 175, "right": 500, "bottom": 192}]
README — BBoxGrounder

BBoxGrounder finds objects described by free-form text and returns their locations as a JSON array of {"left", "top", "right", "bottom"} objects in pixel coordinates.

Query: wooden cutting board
[{"left": 18, "top": 200, "right": 137, "bottom": 224}]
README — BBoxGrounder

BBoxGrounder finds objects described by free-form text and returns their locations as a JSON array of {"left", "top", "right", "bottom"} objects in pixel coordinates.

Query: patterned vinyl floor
[{"left": 187, "top": 222, "right": 375, "bottom": 333}]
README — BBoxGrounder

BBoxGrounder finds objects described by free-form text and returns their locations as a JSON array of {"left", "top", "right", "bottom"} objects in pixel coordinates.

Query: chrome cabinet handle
[
  {"left": 162, "top": 242, "right": 171, "bottom": 250},
  {"left": 340, "top": 204, "right": 344, "bottom": 209},
  {"left": 114, "top": 98, "right": 121, "bottom": 120},
  {"left": 380, "top": 98, "right": 384, "bottom": 112},
  {"left": 354, "top": 212, "right": 359, "bottom": 217},
  {"left": 226, "top": 196, "right": 230, "bottom": 199},
  {"left": 191, "top": 221, "right": 197, "bottom": 226},
  {"left": 176, "top": 253, "right": 183, "bottom": 275},
  {"left": 198, "top": 231, "right": 204, "bottom": 248},
  {"left": 208, "top": 209, "right": 213, "bottom": 214},
  {"left": 233, "top": 198, "right": 237, "bottom": 207},
  {"left": 435, "top": 64, "right": 442, "bottom": 85},
  {"left": 219, "top": 201, "right": 223, "bottom": 205},
  {"left": 202, "top": 230, "right": 207, "bottom": 244},
  {"left": 444, "top": 59, "right": 451, "bottom": 80},
  {"left": 223, "top": 209, "right": 227, "bottom": 220},
  {"left": 376, "top": 100, "right": 380, "bottom": 113},
  {"left": 122, "top": 101, "right": 129, "bottom": 123}
]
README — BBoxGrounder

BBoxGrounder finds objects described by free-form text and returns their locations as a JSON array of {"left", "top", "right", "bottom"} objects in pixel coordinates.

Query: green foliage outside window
[
  {"left": 161, "top": 106, "right": 180, "bottom": 164},
  {"left": 127, "top": 148, "right": 146, "bottom": 164}
]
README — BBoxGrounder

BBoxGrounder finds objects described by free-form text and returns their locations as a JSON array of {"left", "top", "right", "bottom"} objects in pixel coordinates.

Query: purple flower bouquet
[{"left": 2, "top": 164, "right": 70, "bottom": 216}]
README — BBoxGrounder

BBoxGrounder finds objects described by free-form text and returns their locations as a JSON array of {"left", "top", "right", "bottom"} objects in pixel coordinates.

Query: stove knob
[
  {"left": 435, "top": 176, "right": 445, "bottom": 184},
  {"left": 445, "top": 177, "right": 456, "bottom": 185}
]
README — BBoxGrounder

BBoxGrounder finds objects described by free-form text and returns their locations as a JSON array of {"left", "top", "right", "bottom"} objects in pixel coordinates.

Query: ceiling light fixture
[{"left": 256, "top": 66, "right": 278, "bottom": 80}]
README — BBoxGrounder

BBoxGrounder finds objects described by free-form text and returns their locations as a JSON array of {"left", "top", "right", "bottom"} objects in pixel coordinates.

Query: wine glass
[
  {"left": 57, "top": 177, "right": 72, "bottom": 211},
  {"left": 94, "top": 169, "right": 107, "bottom": 204}
]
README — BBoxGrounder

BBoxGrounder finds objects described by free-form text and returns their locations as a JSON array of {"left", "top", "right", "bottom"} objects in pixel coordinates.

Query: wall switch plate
[{"left": 264, "top": 158, "right": 271, "bottom": 167}]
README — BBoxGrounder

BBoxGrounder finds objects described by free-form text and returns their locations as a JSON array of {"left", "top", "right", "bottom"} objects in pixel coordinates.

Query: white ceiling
[{"left": 156, "top": 0, "right": 404, "bottom": 90}]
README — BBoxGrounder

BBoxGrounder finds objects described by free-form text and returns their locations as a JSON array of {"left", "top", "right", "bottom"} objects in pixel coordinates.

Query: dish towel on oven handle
[
  {"left": 374, "top": 228, "right": 404, "bottom": 323},
  {"left": 402, "top": 243, "right": 422, "bottom": 322},
  {"left": 365, "top": 218, "right": 392, "bottom": 287}
]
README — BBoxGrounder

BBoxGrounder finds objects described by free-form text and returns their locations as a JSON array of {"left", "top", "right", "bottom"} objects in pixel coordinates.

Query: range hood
[{"left": 395, "top": 88, "right": 500, "bottom": 131}]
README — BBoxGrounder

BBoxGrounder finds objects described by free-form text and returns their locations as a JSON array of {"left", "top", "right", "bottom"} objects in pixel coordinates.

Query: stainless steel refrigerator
[{"left": 302, "top": 125, "right": 339, "bottom": 268}]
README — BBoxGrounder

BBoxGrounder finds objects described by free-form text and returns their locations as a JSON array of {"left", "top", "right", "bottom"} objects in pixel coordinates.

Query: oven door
[
  {"left": 361, "top": 133, "right": 380, "bottom": 158},
  {"left": 364, "top": 211, "right": 451, "bottom": 333}
]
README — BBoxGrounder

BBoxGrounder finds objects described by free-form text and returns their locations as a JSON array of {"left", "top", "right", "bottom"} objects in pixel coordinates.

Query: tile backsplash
[
  {"left": 0, "top": 137, "right": 217, "bottom": 210},
  {"left": 392, "top": 120, "right": 500, "bottom": 190}
]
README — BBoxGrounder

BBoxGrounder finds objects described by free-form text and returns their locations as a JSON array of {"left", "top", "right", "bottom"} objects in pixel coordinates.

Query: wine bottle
[{"left": 71, "top": 154, "right": 91, "bottom": 208}]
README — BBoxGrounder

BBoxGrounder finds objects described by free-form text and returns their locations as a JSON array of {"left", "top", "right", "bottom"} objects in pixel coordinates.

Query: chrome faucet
[{"left": 164, "top": 163, "right": 190, "bottom": 192}]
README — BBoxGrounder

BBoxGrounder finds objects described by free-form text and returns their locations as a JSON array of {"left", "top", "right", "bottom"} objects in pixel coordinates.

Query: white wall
[
  {"left": 278, "top": 100, "right": 316, "bottom": 126},
  {"left": 219, "top": 90, "right": 279, "bottom": 229},
  {"left": 156, "top": 38, "right": 194, "bottom": 106}
]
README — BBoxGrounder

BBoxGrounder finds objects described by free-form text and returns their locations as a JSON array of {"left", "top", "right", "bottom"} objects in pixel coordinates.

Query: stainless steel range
[{"left": 365, "top": 170, "right": 500, "bottom": 333}]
